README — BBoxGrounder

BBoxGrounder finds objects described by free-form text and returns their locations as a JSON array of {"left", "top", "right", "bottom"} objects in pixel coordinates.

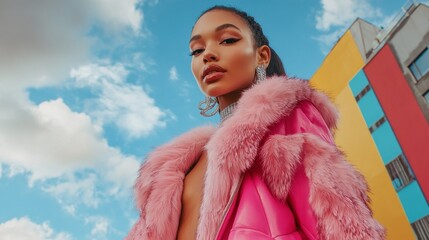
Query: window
[
  {"left": 355, "top": 85, "right": 371, "bottom": 102},
  {"left": 424, "top": 91, "right": 429, "bottom": 104},
  {"left": 385, "top": 154, "right": 414, "bottom": 191},
  {"left": 409, "top": 47, "right": 429, "bottom": 80},
  {"left": 369, "top": 116, "right": 386, "bottom": 133},
  {"left": 412, "top": 215, "right": 429, "bottom": 240}
]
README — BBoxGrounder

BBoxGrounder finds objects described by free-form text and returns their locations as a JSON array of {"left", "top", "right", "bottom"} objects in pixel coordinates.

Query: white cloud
[
  {"left": 181, "top": 79, "right": 196, "bottom": 99},
  {"left": 0, "top": 0, "right": 147, "bottom": 225},
  {"left": 169, "top": 66, "right": 179, "bottom": 81},
  {"left": 42, "top": 150, "right": 141, "bottom": 208},
  {"left": 43, "top": 174, "right": 100, "bottom": 208},
  {"left": 71, "top": 62, "right": 171, "bottom": 138},
  {"left": 0, "top": 0, "right": 145, "bottom": 187},
  {"left": 314, "top": 0, "right": 386, "bottom": 51},
  {"left": 167, "top": 65, "right": 195, "bottom": 102},
  {"left": 6, "top": 165, "right": 26, "bottom": 178},
  {"left": 0, "top": 217, "right": 72, "bottom": 240},
  {"left": 131, "top": 53, "right": 156, "bottom": 73},
  {"left": 313, "top": 28, "right": 344, "bottom": 46},
  {"left": 0, "top": 1, "right": 88, "bottom": 89},
  {"left": 316, "top": 0, "right": 382, "bottom": 31},
  {"left": 101, "top": 152, "right": 141, "bottom": 196},
  {"left": 64, "top": 205, "right": 76, "bottom": 216},
  {"left": 312, "top": 28, "right": 346, "bottom": 54},
  {"left": 0, "top": 0, "right": 143, "bottom": 90},
  {"left": 147, "top": 0, "right": 159, "bottom": 6},
  {"left": 0, "top": 89, "right": 140, "bottom": 206},
  {"left": 90, "top": 0, "right": 143, "bottom": 33},
  {"left": 0, "top": 96, "right": 109, "bottom": 182},
  {"left": 85, "top": 216, "right": 109, "bottom": 238}
]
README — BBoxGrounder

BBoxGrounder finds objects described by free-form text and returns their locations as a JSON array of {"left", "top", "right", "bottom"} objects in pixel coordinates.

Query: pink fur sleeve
[
  {"left": 262, "top": 100, "right": 385, "bottom": 239},
  {"left": 283, "top": 101, "right": 330, "bottom": 239}
]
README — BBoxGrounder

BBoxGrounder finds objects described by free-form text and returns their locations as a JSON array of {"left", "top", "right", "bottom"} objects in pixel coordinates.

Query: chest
[
  {"left": 176, "top": 151, "right": 208, "bottom": 239},
  {"left": 182, "top": 151, "right": 207, "bottom": 202}
]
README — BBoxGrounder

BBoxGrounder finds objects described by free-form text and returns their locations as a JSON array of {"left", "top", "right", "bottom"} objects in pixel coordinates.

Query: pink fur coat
[{"left": 126, "top": 76, "right": 385, "bottom": 239}]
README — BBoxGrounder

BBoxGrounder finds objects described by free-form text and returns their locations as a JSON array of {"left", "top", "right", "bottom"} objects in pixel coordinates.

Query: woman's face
[{"left": 190, "top": 10, "right": 259, "bottom": 97}]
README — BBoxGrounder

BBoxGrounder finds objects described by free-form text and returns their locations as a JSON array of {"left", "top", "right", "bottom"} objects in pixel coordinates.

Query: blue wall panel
[
  {"left": 372, "top": 121, "right": 402, "bottom": 164},
  {"left": 358, "top": 89, "right": 385, "bottom": 128},
  {"left": 349, "top": 70, "right": 369, "bottom": 97},
  {"left": 398, "top": 181, "right": 429, "bottom": 223}
]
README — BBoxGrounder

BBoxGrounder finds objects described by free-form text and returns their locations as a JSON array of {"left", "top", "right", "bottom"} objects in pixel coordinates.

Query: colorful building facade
[{"left": 310, "top": 3, "right": 429, "bottom": 239}]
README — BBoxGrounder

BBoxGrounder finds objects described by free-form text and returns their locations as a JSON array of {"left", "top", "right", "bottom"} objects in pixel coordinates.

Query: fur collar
[{"left": 127, "top": 76, "right": 384, "bottom": 239}]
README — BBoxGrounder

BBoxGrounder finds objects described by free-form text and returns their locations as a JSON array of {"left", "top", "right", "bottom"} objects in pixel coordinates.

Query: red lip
[{"left": 202, "top": 64, "right": 226, "bottom": 83}]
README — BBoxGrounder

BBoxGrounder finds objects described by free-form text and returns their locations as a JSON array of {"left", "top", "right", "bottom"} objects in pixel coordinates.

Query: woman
[{"left": 127, "top": 5, "right": 385, "bottom": 240}]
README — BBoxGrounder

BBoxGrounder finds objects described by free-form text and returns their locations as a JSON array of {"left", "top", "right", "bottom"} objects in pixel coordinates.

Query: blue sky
[{"left": 0, "top": 0, "right": 418, "bottom": 239}]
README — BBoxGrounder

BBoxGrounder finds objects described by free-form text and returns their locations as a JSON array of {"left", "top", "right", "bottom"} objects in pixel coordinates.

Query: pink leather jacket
[
  {"left": 216, "top": 101, "right": 332, "bottom": 239},
  {"left": 126, "top": 76, "right": 385, "bottom": 240}
]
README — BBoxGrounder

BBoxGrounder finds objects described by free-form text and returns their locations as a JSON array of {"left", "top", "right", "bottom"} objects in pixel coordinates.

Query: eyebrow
[{"left": 189, "top": 23, "right": 241, "bottom": 43}]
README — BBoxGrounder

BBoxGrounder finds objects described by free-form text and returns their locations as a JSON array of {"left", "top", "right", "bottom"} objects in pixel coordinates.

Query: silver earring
[
  {"left": 255, "top": 65, "right": 266, "bottom": 84},
  {"left": 198, "top": 96, "right": 219, "bottom": 117}
]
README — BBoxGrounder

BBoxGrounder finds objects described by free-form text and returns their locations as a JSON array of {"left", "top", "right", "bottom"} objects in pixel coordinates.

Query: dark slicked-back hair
[{"left": 196, "top": 5, "right": 286, "bottom": 77}]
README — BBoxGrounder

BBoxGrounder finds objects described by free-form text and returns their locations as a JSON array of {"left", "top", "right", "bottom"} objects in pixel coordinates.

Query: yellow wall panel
[
  {"left": 334, "top": 87, "right": 415, "bottom": 240},
  {"left": 309, "top": 28, "right": 414, "bottom": 239},
  {"left": 310, "top": 31, "right": 364, "bottom": 98}
]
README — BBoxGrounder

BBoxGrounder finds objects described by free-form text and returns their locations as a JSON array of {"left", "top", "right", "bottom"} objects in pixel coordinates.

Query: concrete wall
[
  {"left": 349, "top": 18, "right": 380, "bottom": 60},
  {"left": 389, "top": 4, "right": 429, "bottom": 121}
]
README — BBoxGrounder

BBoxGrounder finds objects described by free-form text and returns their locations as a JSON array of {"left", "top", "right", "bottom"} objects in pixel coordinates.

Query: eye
[
  {"left": 220, "top": 38, "right": 240, "bottom": 45},
  {"left": 190, "top": 49, "right": 204, "bottom": 56}
]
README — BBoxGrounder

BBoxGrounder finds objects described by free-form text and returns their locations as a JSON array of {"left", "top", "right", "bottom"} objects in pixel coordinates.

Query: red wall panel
[{"left": 364, "top": 44, "right": 429, "bottom": 201}]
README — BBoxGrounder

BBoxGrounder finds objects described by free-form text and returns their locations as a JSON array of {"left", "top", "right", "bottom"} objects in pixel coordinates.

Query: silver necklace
[{"left": 219, "top": 102, "right": 238, "bottom": 122}]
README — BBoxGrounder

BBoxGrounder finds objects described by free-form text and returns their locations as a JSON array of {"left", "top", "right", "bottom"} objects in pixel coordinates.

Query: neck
[
  {"left": 219, "top": 102, "right": 238, "bottom": 122},
  {"left": 217, "top": 91, "right": 242, "bottom": 111},
  {"left": 217, "top": 91, "right": 242, "bottom": 122}
]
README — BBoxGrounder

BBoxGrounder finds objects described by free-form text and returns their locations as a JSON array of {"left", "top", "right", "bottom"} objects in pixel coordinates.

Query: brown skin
[
  {"left": 176, "top": 9, "right": 271, "bottom": 240},
  {"left": 176, "top": 151, "right": 208, "bottom": 240},
  {"left": 189, "top": 9, "right": 271, "bottom": 111}
]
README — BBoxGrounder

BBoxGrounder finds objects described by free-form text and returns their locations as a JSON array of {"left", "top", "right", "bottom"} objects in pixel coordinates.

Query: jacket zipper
[{"left": 214, "top": 174, "right": 244, "bottom": 239}]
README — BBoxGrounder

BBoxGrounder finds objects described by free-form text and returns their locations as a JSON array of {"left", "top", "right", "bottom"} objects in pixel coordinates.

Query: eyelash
[
  {"left": 189, "top": 38, "right": 240, "bottom": 56},
  {"left": 190, "top": 49, "right": 203, "bottom": 56},
  {"left": 220, "top": 38, "right": 240, "bottom": 44}
]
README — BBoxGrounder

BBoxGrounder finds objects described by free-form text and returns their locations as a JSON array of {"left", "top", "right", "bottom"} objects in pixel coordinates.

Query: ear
[{"left": 257, "top": 45, "right": 271, "bottom": 68}]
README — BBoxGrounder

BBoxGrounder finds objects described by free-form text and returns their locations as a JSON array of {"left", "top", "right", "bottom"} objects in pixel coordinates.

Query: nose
[{"left": 203, "top": 48, "right": 218, "bottom": 63}]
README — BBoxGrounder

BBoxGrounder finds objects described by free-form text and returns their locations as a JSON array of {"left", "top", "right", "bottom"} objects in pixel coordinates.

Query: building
[{"left": 310, "top": 2, "right": 429, "bottom": 239}]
